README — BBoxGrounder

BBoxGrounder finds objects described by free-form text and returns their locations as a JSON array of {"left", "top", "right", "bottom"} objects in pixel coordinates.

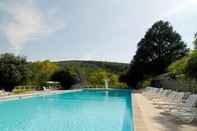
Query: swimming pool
[{"left": 0, "top": 89, "right": 133, "bottom": 131}]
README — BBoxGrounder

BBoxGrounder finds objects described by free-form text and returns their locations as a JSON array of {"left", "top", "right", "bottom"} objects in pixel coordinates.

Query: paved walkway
[{"left": 133, "top": 93, "right": 197, "bottom": 131}]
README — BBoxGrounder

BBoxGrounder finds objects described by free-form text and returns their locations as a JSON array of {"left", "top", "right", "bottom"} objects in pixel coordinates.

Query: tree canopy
[
  {"left": 168, "top": 55, "right": 190, "bottom": 75},
  {"left": 51, "top": 70, "right": 80, "bottom": 89},
  {"left": 0, "top": 53, "right": 128, "bottom": 91},
  {"left": 0, "top": 53, "right": 30, "bottom": 91},
  {"left": 28, "top": 60, "right": 58, "bottom": 85},
  {"left": 57, "top": 61, "right": 128, "bottom": 88},
  {"left": 122, "top": 20, "right": 188, "bottom": 88},
  {"left": 186, "top": 51, "right": 197, "bottom": 80}
]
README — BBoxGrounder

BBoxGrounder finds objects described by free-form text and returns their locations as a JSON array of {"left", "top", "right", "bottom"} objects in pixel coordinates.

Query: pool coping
[
  {"left": 133, "top": 92, "right": 148, "bottom": 131},
  {"left": 85, "top": 88, "right": 132, "bottom": 91},
  {"left": 0, "top": 89, "right": 83, "bottom": 102},
  {"left": 131, "top": 91, "right": 135, "bottom": 131}
]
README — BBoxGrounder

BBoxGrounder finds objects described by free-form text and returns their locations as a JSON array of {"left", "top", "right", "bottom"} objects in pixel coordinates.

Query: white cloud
[
  {"left": 3, "top": 2, "right": 66, "bottom": 50},
  {"left": 164, "top": 0, "right": 197, "bottom": 18}
]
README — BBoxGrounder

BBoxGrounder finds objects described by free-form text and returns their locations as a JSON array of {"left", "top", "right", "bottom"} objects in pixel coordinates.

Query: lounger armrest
[
  {"left": 159, "top": 102, "right": 177, "bottom": 105},
  {"left": 169, "top": 106, "right": 195, "bottom": 113}
]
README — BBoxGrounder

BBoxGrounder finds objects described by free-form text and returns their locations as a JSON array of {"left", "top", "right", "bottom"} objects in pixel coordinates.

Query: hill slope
[{"left": 55, "top": 60, "right": 129, "bottom": 75}]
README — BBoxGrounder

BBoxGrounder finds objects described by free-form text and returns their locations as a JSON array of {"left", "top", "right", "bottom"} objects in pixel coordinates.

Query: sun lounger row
[
  {"left": 0, "top": 90, "right": 10, "bottom": 96},
  {"left": 143, "top": 87, "right": 197, "bottom": 123}
]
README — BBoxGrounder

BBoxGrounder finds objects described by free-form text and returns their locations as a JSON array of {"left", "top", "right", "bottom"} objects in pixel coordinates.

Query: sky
[{"left": 0, "top": 0, "right": 197, "bottom": 63}]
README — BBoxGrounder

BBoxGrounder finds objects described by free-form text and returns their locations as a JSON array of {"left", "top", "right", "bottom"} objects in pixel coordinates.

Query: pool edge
[
  {"left": 131, "top": 91, "right": 135, "bottom": 131},
  {"left": 0, "top": 89, "right": 83, "bottom": 102}
]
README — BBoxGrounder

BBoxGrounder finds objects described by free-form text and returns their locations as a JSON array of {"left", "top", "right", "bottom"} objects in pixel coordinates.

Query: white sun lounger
[
  {"left": 163, "top": 94, "right": 197, "bottom": 123},
  {"left": 153, "top": 92, "right": 185, "bottom": 108},
  {"left": 144, "top": 88, "right": 163, "bottom": 100},
  {"left": 152, "top": 89, "right": 173, "bottom": 103},
  {"left": 171, "top": 109, "right": 197, "bottom": 123}
]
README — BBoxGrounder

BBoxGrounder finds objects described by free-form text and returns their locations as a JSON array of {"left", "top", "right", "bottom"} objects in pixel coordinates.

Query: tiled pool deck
[{"left": 133, "top": 92, "right": 197, "bottom": 131}]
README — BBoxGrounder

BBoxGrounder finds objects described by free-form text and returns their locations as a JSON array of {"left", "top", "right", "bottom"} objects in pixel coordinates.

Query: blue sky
[{"left": 0, "top": 0, "right": 197, "bottom": 63}]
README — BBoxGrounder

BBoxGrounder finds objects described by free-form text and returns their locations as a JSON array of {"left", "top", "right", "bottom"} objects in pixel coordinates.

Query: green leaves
[
  {"left": 0, "top": 53, "right": 29, "bottom": 91},
  {"left": 168, "top": 55, "right": 190, "bottom": 75},
  {"left": 125, "top": 20, "right": 188, "bottom": 88},
  {"left": 28, "top": 60, "right": 59, "bottom": 85},
  {"left": 88, "top": 69, "right": 126, "bottom": 88},
  {"left": 51, "top": 70, "right": 78, "bottom": 89},
  {"left": 168, "top": 50, "right": 197, "bottom": 80},
  {"left": 186, "top": 51, "right": 197, "bottom": 80},
  {"left": 0, "top": 53, "right": 128, "bottom": 90}
]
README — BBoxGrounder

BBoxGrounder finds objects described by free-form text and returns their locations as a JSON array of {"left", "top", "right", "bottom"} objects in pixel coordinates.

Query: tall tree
[
  {"left": 0, "top": 53, "right": 30, "bottom": 91},
  {"left": 124, "top": 21, "right": 188, "bottom": 88}
]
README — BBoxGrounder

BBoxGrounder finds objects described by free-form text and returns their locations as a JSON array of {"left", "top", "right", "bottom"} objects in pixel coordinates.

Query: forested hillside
[
  {"left": 0, "top": 54, "right": 129, "bottom": 92},
  {"left": 55, "top": 60, "right": 129, "bottom": 88},
  {"left": 56, "top": 60, "right": 129, "bottom": 74}
]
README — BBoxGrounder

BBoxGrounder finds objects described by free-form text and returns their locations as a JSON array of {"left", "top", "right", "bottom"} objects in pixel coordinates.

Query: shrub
[
  {"left": 168, "top": 55, "right": 190, "bottom": 75},
  {"left": 142, "top": 79, "right": 151, "bottom": 88},
  {"left": 51, "top": 70, "right": 79, "bottom": 89},
  {"left": 186, "top": 51, "right": 197, "bottom": 80}
]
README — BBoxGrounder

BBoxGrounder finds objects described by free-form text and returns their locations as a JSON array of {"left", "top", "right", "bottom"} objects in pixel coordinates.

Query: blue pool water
[{"left": 0, "top": 89, "right": 133, "bottom": 131}]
